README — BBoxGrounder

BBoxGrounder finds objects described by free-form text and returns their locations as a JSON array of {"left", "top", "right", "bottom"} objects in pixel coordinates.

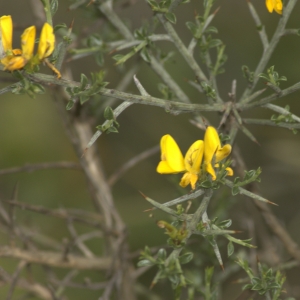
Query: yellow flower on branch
[
  {"left": 204, "top": 126, "right": 233, "bottom": 181},
  {"left": 157, "top": 135, "right": 204, "bottom": 190},
  {"left": 266, "top": 0, "right": 283, "bottom": 14},
  {"left": 0, "top": 15, "right": 60, "bottom": 78}
]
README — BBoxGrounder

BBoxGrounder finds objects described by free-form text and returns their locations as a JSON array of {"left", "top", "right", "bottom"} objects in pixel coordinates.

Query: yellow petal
[
  {"left": 204, "top": 126, "right": 232, "bottom": 181},
  {"left": 184, "top": 140, "right": 203, "bottom": 173},
  {"left": 0, "top": 15, "right": 13, "bottom": 52},
  {"left": 1, "top": 55, "right": 26, "bottom": 70},
  {"left": 37, "top": 23, "right": 55, "bottom": 60},
  {"left": 156, "top": 135, "right": 185, "bottom": 174},
  {"left": 225, "top": 167, "right": 234, "bottom": 176},
  {"left": 21, "top": 26, "right": 36, "bottom": 60},
  {"left": 12, "top": 48, "right": 22, "bottom": 55},
  {"left": 215, "top": 144, "right": 232, "bottom": 162},
  {"left": 179, "top": 172, "right": 198, "bottom": 190},
  {"left": 266, "top": 0, "right": 274, "bottom": 12},
  {"left": 274, "top": 0, "right": 282, "bottom": 14},
  {"left": 204, "top": 126, "right": 220, "bottom": 164}
]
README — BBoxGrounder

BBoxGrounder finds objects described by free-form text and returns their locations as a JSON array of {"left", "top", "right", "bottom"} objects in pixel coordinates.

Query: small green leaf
[
  {"left": 106, "top": 126, "right": 119, "bottom": 134},
  {"left": 79, "top": 94, "right": 90, "bottom": 104},
  {"left": 227, "top": 241, "right": 234, "bottom": 257},
  {"left": 54, "top": 23, "right": 67, "bottom": 32},
  {"left": 232, "top": 186, "right": 240, "bottom": 196},
  {"left": 66, "top": 100, "right": 75, "bottom": 110},
  {"left": 80, "top": 73, "right": 89, "bottom": 90},
  {"left": 104, "top": 107, "right": 114, "bottom": 120},
  {"left": 157, "top": 248, "right": 167, "bottom": 261},
  {"left": 200, "top": 180, "right": 212, "bottom": 188},
  {"left": 137, "top": 259, "right": 154, "bottom": 267},
  {"left": 147, "top": 0, "right": 159, "bottom": 9},
  {"left": 179, "top": 252, "right": 193, "bottom": 264},
  {"left": 112, "top": 54, "right": 124, "bottom": 62},
  {"left": 50, "top": 0, "right": 59, "bottom": 16},
  {"left": 165, "top": 12, "right": 177, "bottom": 24}
]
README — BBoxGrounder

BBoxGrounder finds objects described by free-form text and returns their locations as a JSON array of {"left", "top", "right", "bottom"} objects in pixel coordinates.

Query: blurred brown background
[{"left": 0, "top": 0, "right": 300, "bottom": 298}]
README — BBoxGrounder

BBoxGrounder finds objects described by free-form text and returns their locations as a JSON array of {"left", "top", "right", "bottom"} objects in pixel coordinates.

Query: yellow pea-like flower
[
  {"left": 0, "top": 15, "right": 59, "bottom": 77},
  {"left": 204, "top": 126, "right": 233, "bottom": 181},
  {"left": 157, "top": 135, "right": 204, "bottom": 190},
  {"left": 37, "top": 23, "right": 55, "bottom": 60},
  {"left": 266, "top": 0, "right": 283, "bottom": 14},
  {"left": 0, "top": 15, "right": 13, "bottom": 53}
]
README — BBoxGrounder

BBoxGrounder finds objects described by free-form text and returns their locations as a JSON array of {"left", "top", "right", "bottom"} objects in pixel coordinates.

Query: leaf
[
  {"left": 227, "top": 241, "right": 234, "bottom": 257},
  {"left": 66, "top": 100, "right": 75, "bottom": 110},
  {"left": 179, "top": 252, "right": 193, "bottom": 264},
  {"left": 50, "top": 0, "right": 59, "bottom": 16},
  {"left": 165, "top": 12, "right": 177, "bottom": 24},
  {"left": 54, "top": 23, "right": 67, "bottom": 32},
  {"left": 137, "top": 259, "right": 154, "bottom": 267},
  {"left": 157, "top": 248, "right": 167, "bottom": 261},
  {"left": 104, "top": 107, "right": 114, "bottom": 120},
  {"left": 80, "top": 74, "right": 89, "bottom": 90},
  {"left": 106, "top": 126, "right": 119, "bottom": 134},
  {"left": 232, "top": 186, "right": 240, "bottom": 196}
]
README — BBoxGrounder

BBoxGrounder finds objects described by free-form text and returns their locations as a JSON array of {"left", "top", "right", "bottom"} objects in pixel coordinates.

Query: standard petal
[
  {"left": 37, "top": 23, "right": 55, "bottom": 60},
  {"left": 204, "top": 126, "right": 220, "bottom": 164},
  {"left": 21, "top": 26, "right": 36, "bottom": 60},
  {"left": 0, "top": 15, "right": 13, "bottom": 52},
  {"left": 157, "top": 161, "right": 178, "bottom": 174},
  {"left": 265, "top": 0, "right": 274, "bottom": 12},
  {"left": 158, "top": 135, "right": 185, "bottom": 173},
  {"left": 184, "top": 140, "right": 203, "bottom": 173},
  {"left": 274, "top": 0, "right": 282, "bottom": 14}
]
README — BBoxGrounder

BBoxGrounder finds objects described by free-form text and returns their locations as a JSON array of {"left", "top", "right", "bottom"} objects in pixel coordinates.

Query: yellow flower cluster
[
  {"left": 157, "top": 126, "right": 233, "bottom": 190},
  {"left": 266, "top": 0, "right": 282, "bottom": 14},
  {"left": 0, "top": 15, "right": 60, "bottom": 78}
]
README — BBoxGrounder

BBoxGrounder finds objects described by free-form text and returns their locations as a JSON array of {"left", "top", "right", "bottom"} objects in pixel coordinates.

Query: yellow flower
[
  {"left": 37, "top": 23, "right": 55, "bottom": 60},
  {"left": 266, "top": 0, "right": 282, "bottom": 14},
  {"left": 204, "top": 126, "right": 233, "bottom": 181},
  {"left": 157, "top": 135, "right": 204, "bottom": 190},
  {"left": 0, "top": 15, "right": 58, "bottom": 76}
]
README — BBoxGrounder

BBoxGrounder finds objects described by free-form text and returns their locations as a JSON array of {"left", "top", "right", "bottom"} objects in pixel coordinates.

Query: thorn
[
  {"left": 213, "top": 6, "right": 221, "bottom": 15},
  {"left": 109, "top": 49, "right": 117, "bottom": 55},
  {"left": 70, "top": 19, "right": 75, "bottom": 30},
  {"left": 220, "top": 264, "right": 224, "bottom": 271},
  {"left": 81, "top": 148, "right": 88, "bottom": 158},
  {"left": 87, "top": 0, "right": 95, "bottom": 6},
  {"left": 267, "top": 199, "right": 278, "bottom": 206},
  {"left": 233, "top": 230, "right": 243, "bottom": 234},
  {"left": 143, "top": 207, "right": 154, "bottom": 212},
  {"left": 149, "top": 281, "right": 156, "bottom": 289},
  {"left": 139, "top": 191, "right": 147, "bottom": 199}
]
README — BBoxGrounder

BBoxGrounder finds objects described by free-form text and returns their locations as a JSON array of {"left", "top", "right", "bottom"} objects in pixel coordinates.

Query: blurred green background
[{"left": 1, "top": 0, "right": 300, "bottom": 299}]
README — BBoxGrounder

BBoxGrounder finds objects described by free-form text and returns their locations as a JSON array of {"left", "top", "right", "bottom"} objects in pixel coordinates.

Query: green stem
[
  {"left": 240, "top": 0, "right": 298, "bottom": 102},
  {"left": 40, "top": 0, "right": 53, "bottom": 26}
]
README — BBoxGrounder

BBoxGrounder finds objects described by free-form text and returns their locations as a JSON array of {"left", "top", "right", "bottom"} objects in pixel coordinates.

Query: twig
[
  {"left": 0, "top": 162, "right": 81, "bottom": 176},
  {"left": 232, "top": 146, "right": 300, "bottom": 263},
  {"left": 247, "top": 1, "right": 269, "bottom": 50},
  {"left": 0, "top": 246, "right": 112, "bottom": 270},
  {"left": 240, "top": 0, "right": 298, "bottom": 101},
  {"left": 2, "top": 199, "right": 103, "bottom": 229},
  {"left": 6, "top": 260, "right": 27, "bottom": 300},
  {"left": 67, "top": 220, "right": 95, "bottom": 258}
]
